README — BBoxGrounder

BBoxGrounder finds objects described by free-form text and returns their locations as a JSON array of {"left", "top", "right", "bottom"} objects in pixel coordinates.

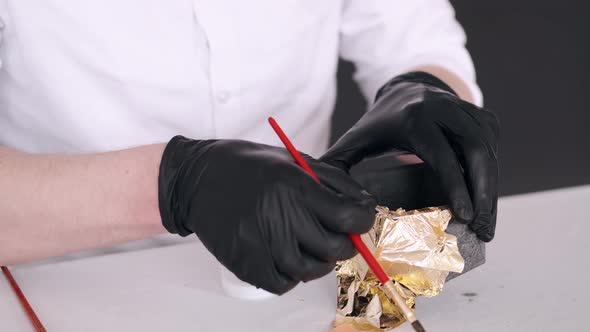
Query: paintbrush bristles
[
  {"left": 411, "top": 320, "right": 426, "bottom": 332},
  {"left": 381, "top": 281, "right": 416, "bottom": 320},
  {"left": 381, "top": 281, "right": 427, "bottom": 331}
]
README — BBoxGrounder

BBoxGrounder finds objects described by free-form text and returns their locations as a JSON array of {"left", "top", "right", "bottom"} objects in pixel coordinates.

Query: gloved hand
[
  {"left": 321, "top": 72, "right": 499, "bottom": 242},
  {"left": 158, "top": 136, "right": 376, "bottom": 294}
]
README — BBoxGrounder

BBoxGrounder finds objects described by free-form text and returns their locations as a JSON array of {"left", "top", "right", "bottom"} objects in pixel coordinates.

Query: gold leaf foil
[{"left": 335, "top": 206, "right": 464, "bottom": 331}]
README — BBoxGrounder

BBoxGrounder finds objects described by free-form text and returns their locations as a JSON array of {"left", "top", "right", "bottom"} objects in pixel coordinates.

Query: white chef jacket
[{"left": 0, "top": 0, "right": 482, "bottom": 260}]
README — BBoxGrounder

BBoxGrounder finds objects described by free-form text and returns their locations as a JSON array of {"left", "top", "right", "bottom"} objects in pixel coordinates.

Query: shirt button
[{"left": 216, "top": 90, "right": 231, "bottom": 103}]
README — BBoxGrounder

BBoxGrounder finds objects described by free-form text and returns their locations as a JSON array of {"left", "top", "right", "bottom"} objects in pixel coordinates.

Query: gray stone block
[
  {"left": 350, "top": 154, "right": 485, "bottom": 279},
  {"left": 446, "top": 221, "right": 485, "bottom": 280}
]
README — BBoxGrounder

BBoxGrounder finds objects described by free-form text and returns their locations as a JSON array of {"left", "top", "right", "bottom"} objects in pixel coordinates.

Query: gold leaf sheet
[{"left": 335, "top": 206, "right": 464, "bottom": 331}]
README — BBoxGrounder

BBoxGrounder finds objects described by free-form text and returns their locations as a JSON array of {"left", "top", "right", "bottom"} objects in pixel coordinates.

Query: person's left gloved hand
[{"left": 321, "top": 71, "right": 499, "bottom": 242}]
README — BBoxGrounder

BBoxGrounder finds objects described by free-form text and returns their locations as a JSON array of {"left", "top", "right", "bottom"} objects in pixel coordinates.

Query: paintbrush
[
  {"left": 1, "top": 266, "right": 46, "bottom": 332},
  {"left": 268, "top": 117, "right": 426, "bottom": 332}
]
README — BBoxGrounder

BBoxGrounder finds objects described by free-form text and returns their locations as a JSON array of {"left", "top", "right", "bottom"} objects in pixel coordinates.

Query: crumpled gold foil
[{"left": 334, "top": 206, "right": 464, "bottom": 331}]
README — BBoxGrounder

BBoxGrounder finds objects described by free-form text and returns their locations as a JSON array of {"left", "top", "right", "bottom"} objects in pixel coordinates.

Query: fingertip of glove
[
  {"left": 477, "top": 232, "right": 495, "bottom": 242},
  {"left": 343, "top": 203, "right": 377, "bottom": 235},
  {"left": 360, "top": 189, "right": 378, "bottom": 206},
  {"left": 469, "top": 214, "right": 495, "bottom": 242},
  {"left": 452, "top": 202, "right": 474, "bottom": 224},
  {"left": 266, "top": 280, "right": 298, "bottom": 296}
]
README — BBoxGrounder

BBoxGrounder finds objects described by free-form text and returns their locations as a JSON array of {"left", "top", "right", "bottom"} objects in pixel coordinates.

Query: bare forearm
[{"left": 0, "top": 144, "right": 167, "bottom": 265}]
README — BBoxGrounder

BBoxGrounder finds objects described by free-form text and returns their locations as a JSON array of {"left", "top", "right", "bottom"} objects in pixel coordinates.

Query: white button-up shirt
[
  {"left": 0, "top": 0, "right": 482, "bottom": 260},
  {"left": 0, "top": 0, "right": 481, "bottom": 159}
]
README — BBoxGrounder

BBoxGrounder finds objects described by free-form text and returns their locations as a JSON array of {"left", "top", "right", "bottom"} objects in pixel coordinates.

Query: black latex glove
[
  {"left": 321, "top": 72, "right": 499, "bottom": 242},
  {"left": 158, "top": 136, "right": 376, "bottom": 294}
]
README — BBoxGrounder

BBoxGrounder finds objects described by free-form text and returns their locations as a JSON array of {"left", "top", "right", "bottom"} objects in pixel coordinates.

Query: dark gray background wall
[{"left": 331, "top": 1, "right": 590, "bottom": 196}]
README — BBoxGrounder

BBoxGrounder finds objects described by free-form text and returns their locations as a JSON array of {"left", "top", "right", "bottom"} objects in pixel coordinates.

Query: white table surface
[{"left": 2, "top": 185, "right": 590, "bottom": 332}]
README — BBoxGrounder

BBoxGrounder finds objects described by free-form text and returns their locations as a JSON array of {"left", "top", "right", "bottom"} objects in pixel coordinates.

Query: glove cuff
[
  {"left": 375, "top": 71, "right": 458, "bottom": 102},
  {"left": 158, "top": 135, "right": 193, "bottom": 236},
  {"left": 158, "top": 136, "right": 219, "bottom": 236}
]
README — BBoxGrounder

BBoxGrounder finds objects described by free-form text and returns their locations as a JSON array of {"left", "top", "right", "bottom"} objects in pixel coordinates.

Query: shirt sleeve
[
  {"left": 339, "top": 0, "right": 483, "bottom": 106},
  {"left": 0, "top": 11, "right": 4, "bottom": 71}
]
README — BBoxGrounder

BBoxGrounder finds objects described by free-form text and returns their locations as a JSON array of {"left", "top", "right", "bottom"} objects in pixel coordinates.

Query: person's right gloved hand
[{"left": 158, "top": 136, "right": 376, "bottom": 295}]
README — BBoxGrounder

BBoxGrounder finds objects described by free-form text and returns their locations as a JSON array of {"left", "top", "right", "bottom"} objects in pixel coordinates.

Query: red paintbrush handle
[
  {"left": 267, "top": 117, "right": 320, "bottom": 183},
  {"left": 268, "top": 117, "right": 390, "bottom": 284},
  {"left": 348, "top": 234, "right": 390, "bottom": 283},
  {"left": 1, "top": 266, "right": 47, "bottom": 332}
]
